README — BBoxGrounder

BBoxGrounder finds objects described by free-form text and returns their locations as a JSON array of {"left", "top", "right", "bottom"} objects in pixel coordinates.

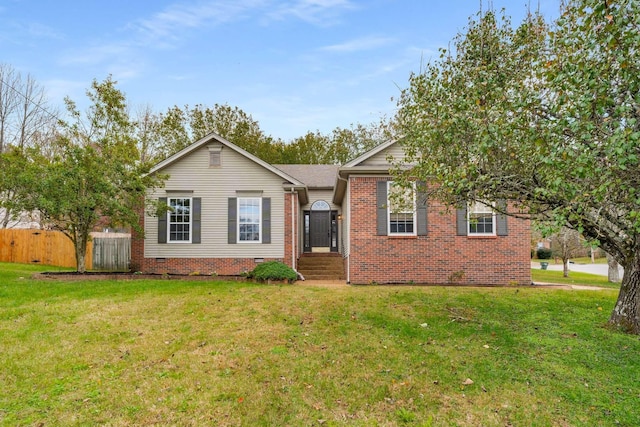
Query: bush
[
  {"left": 249, "top": 261, "right": 297, "bottom": 283},
  {"left": 536, "top": 247, "right": 553, "bottom": 259}
]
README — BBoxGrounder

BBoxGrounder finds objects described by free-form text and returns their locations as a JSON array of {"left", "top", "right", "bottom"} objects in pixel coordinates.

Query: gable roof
[
  {"left": 149, "top": 132, "right": 309, "bottom": 203},
  {"left": 274, "top": 165, "right": 339, "bottom": 189},
  {"left": 342, "top": 138, "right": 400, "bottom": 168},
  {"left": 333, "top": 139, "right": 410, "bottom": 204}
]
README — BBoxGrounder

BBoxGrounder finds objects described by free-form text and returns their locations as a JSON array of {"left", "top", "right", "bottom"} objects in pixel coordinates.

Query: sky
[{"left": 1, "top": 0, "right": 560, "bottom": 141}]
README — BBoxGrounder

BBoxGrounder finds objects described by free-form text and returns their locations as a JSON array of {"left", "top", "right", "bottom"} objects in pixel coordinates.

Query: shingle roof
[{"left": 273, "top": 164, "right": 339, "bottom": 188}]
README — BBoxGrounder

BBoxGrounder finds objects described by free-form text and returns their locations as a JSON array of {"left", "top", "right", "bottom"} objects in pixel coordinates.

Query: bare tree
[
  {"left": 550, "top": 228, "right": 583, "bottom": 278},
  {"left": 0, "top": 63, "right": 58, "bottom": 228}
]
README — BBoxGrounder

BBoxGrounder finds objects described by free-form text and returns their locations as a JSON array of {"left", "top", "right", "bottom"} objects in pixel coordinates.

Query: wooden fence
[
  {"left": 0, "top": 229, "right": 131, "bottom": 271},
  {"left": 91, "top": 234, "right": 131, "bottom": 271}
]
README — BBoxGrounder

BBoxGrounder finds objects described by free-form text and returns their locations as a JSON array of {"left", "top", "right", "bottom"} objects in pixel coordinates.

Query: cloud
[
  {"left": 320, "top": 36, "right": 396, "bottom": 53},
  {"left": 134, "top": 0, "right": 265, "bottom": 42},
  {"left": 268, "top": 0, "right": 356, "bottom": 25}
]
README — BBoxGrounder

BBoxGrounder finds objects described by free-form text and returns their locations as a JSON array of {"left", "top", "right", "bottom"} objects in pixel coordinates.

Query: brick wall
[
  {"left": 136, "top": 257, "right": 283, "bottom": 276},
  {"left": 283, "top": 191, "right": 297, "bottom": 270},
  {"left": 348, "top": 177, "right": 531, "bottom": 285}
]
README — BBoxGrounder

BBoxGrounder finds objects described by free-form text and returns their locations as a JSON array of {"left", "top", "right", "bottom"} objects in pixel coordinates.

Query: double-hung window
[
  {"left": 168, "top": 198, "right": 191, "bottom": 242},
  {"left": 238, "top": 197, "right": 261, "bottom": 242},
  {"left": 388, "top": 181, "right": 416, "bottom": 235},
  {"left": 468, "top": 202, "right": 495, "bottom": 236}
]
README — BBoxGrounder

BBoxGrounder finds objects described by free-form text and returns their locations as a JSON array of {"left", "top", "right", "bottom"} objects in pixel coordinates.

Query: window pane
[
  {"left": 388, "top": 182, "right": 416, "bottom": 235},
  {"left": 468, "top": 202, "right": 495, "bottom": 234},
  {"left": 168, "top": 198, "right": 191, "bottom": 242},
  {"left": 238, "top": 198, "right": 261, "bottom": 242}
]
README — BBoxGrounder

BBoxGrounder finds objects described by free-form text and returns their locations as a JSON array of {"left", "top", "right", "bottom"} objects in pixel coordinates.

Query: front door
[
  {"left": 310, "top": 211, "right": 331, "bottom": 249},
  {"left": 304, "top": 201, "right": 338, "bottom": 253}
]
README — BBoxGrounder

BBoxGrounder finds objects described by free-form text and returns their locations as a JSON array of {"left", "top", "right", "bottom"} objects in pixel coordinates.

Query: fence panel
[
  {"left": 92, "top": 236, "right": 131, "bottom": 271},
  {"left": 0, "top": 229, "right": 92, "bottom": 270}
]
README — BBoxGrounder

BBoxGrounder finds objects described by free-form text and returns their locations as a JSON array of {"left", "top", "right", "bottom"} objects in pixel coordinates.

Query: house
[{"left": 131, "top": 133, "right": 531, "bottom": 285}]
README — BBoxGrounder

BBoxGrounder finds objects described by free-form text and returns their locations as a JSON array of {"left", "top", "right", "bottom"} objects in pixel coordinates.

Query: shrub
[
  {"left": 536, "top": 247, "right": 553, "bottom": 259},
  {"left": 249, "top": 261, "right": 297, "bottom": 283}
]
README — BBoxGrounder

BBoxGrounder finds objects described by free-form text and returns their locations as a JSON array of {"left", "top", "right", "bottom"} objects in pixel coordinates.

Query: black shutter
[
  {"left": 376, "top": 180, "right": 388, "bottom": 235},
  {"left": 158, "top": 197, "right": 167, "bottom": 243},
  {"left": 262, "top": 197, "right": 271, "bottom": 244},
  {"left": 496, "top": 200, "right": 508, "bottom": 236},
  {"left": 416, "top": 181, "right": 428, "bottom": 236},
  {"left": 192, "top": 197, "right": 201, "bottom": 243},
  {"left": 456, "top": 207, "right": 468, "bottom": 236},
  {"left": 228, "top": 197, "right": 237, "bottom": 244}
]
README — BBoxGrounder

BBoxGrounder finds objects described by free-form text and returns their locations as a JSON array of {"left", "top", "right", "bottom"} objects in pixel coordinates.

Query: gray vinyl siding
[
  {"left": 301, "top": 189, "right": 340, "bottom": 211},
  {"left": 360, "top": 142, "right": 407, "bottom": 166},
  {"left": 145, "top": 144, "right": 286, "bottom": 259}
]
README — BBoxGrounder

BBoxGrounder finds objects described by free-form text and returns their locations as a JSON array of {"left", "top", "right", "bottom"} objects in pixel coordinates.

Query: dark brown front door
[{"left": 310, "top": 211, "right": 331, "bottom": 248}]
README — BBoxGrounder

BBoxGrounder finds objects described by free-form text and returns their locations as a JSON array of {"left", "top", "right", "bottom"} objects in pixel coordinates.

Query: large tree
[
  {"left": 35, "top": 77, "right": 162, "bottom": 272},
  {"left": 397, "top": 1, "right": 640, "bottom": 333}
]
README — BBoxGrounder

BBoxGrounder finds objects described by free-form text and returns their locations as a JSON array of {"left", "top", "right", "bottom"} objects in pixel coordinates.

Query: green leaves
[
  {"left": 397, "top": 1, "right": 640, "bottom": 332},
  {"left": 34, "top": 78, "right": 163, "bottom": 271}
]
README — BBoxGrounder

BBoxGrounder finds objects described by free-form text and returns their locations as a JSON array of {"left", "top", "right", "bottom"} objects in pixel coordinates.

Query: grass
[
  {"left": 536, "top": 257, "right": 608, "bottom": 265},
  {"left": 1, "top": 262, "right": 639, "bottom": 426},
  {"left": 531, "top": 269, "right": 619, "bottom": 289}
]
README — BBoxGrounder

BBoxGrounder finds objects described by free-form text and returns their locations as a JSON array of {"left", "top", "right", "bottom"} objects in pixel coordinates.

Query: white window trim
[
  {"left": 237, "top": 197, "right": 262, "bottom": 243},
  {"left": 467, "top": 201, "right": 496, "bottom": 236},
  {"left": 387, "top": 181, "right": 416, "bottom": 236},
  {"left": 168, "top": 197, "right": 192, "bottom": 243}
]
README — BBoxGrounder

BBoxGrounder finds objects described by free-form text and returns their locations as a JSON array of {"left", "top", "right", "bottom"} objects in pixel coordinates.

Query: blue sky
[{"left": 1, "top": 0, "right": 560, "bottom": 141}]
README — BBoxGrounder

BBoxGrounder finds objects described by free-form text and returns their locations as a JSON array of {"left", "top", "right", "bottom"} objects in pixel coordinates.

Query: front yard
[{"left": 1, "top": 263, "right": 638, "bottom": 426}]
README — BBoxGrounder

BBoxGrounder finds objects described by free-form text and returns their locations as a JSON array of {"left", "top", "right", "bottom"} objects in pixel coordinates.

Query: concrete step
[{"left": 298, "top": 253, "right": 345, "bottom": 281}]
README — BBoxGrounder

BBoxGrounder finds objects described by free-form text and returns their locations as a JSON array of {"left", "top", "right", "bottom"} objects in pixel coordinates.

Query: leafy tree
[
  {"left": 35, "top": 77, "right": 163, "bottom": 272},
  {"left": 397, "top": 2, "right": 640, "bottom": 333},
  {"left": 152, "top": 103, "right": 273, "bottom": 161}
]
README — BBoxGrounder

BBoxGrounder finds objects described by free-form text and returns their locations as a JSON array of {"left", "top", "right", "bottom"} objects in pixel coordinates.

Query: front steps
[{"left": 297, "top": 253, "right": 345, "bottom": 281}]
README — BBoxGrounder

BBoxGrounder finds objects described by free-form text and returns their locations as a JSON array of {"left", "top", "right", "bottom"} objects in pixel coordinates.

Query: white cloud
[
  {"left": 134, "top": 0, "right": 265, "bottom": 41},
  {"left": 267, "top": 0, "right": 356, "bottom": 25},
  {"left": 320, "top": 36, "right": 396, "bottom": 53}
]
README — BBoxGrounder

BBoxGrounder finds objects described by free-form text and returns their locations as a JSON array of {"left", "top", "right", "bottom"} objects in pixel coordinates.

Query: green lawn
[
  {"left": 1, "top": 263, "right": 638, "bottom": 426},
  {"left": 531, "top": 268, "right": 619, "bottom": 289}
]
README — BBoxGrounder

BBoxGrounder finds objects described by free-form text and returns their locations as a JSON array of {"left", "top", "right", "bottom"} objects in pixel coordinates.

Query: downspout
[
  {"left": 336, "top": 174, "right": 350, "bottom": 284},
  {"left": 290, "top": 189, "right": 297, "bottom": 273}
]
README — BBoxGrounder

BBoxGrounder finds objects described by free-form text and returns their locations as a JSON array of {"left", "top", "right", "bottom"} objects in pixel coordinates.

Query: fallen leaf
[
  {"left": 483, "top": 344, "right": 490, "bottom": 349},
  {"left": 462, "top": 378, "right": 474, "bottom": 385},
  {"left": 420, "top": 323, "right": 428, "bottom": 328}
]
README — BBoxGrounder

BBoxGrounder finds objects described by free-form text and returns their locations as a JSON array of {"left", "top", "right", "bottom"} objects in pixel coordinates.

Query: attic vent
[
  {"left": 208, "top": 144, "right": 223, "bottom": 167},
  {"left": 210, "top": 151, "right": 221, "bottom": 167}
]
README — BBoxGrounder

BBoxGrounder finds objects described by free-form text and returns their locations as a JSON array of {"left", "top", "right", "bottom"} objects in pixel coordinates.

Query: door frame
[{"left": 303, "top": 210, "right": 338, "bottom": 253}]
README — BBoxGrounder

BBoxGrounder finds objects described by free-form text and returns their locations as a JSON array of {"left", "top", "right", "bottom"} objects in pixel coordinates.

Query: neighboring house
[{"left": 131, "top": 133, "right": 531, "bottom": 285}]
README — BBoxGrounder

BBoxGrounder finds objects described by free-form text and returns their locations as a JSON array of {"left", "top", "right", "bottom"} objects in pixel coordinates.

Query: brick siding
[{"left": 348, "top": 177, "right": 531, "bottom": 285}]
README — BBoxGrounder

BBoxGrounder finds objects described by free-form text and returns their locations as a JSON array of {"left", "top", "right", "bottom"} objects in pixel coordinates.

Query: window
[
  {"left": 468, "top": 202, "right": 495, "bottom": 235},
  {"left": 168, "top": 198, "right": 191, "bottom": 242},
  {"left": 238, "top": 197, "right": 261, "bottom": 242},
  {"left": 387, "top": 182, "right": 416, "bottom": 235}
]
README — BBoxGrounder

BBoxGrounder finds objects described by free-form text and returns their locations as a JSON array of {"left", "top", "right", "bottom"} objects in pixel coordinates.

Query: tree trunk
[
  {"left": 563, "top": 258, "right": 569, "bottom": 278},
  {"left": 75, "top": 235, "right": 88, "bottom": 273},
  {"left": 609, "top": 255, "right": 640, "bottom": 334},
  {"left": 607, "top": 253, "right": 620, "bottom": 283}
]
